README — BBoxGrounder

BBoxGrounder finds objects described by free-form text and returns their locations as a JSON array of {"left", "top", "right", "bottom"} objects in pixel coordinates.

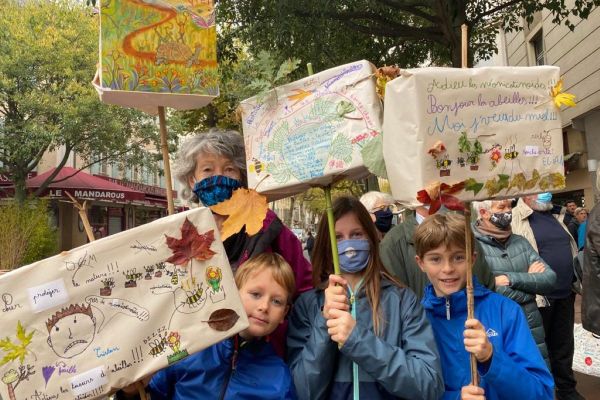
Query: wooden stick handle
[
  {"left": 158, "top": 106, "right": 175, "bottom": 215},
  {"left": 461, "top": 24, "right": 468, "bottom": 68},
  {"left": 464, "top": 203, "right": 479, "bottom": 386}
]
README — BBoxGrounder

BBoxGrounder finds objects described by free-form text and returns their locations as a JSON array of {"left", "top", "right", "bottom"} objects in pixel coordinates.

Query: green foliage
[
  {"left": 169, "top": 50, "right": 301, "bottom": 133},
  {"left": 0, "top": 0, "right": 160, "bottom": 203},
  {"left": 0, "top": 321, "right": 35, "bottom": 366},
  {"left": 295, "top": 179, "right": 366, "bottom": 215},
  {"left": 217, "top": 0, "right": 600, "bottom": 68},
  {"left": 0, "top": 199, "right": 57, "bottom": 270}
]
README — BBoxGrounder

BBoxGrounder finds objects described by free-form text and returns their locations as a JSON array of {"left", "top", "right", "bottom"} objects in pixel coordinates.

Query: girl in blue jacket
[
  {"left": 287, "top": 196, "right": 444, "bottom": 400},
  {"left": 415, "top": 213, "right": 554, "bottom": 400},
  {"left": 119, "top": 252, "right": 297, "bottom": 400}
]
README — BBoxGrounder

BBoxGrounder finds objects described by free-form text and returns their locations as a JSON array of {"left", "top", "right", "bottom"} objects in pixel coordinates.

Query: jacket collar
[
  {"left": 472, "top": 222, "right": 514, "bottom": 248},
  {"left": 512, "top": 198, "right": 534, "bottom": 221},
  {"left": 421, "top": 278, "right": 491, "bottom": 319}
]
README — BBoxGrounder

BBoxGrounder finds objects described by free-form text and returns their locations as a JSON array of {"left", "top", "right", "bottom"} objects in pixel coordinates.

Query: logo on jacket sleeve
[{"left": 486, "top": 328, "right": 498, "bottom": 337}]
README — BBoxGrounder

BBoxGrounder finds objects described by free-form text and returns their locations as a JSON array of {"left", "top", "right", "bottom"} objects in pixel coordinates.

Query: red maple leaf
[
  {"left": 417, "top": 181, "right": 466, "bottom": 215},
  {"left": 165, "top": 218, "right": 216, "bottom": 266}
]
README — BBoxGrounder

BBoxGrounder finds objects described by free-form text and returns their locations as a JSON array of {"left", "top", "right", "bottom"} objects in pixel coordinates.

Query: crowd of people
[{"left": 116, "top": 129, "right": 598, "bottom": 400}]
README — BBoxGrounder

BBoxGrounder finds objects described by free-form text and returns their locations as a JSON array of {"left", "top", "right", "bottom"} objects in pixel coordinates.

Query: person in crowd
[
  {"left": 304, "top": 231, "right": 315, "bottom": 261},
  {"left": 173, "top": 129, "right": 311, "bottom": 286},
  {"left": 566, "top": 207, "right": 586, "bottom": 245},
  {"left": 512, "top": 193, "right": 583, "bottom": 400},
  {"left": 415, "top": 213, "right": 554, "bottom": 400},
  {"left": 562, "top": 199, "right": 578, "bottom": 226},
  {"left": 582, "top": 171, "right": 600, "bottom": 336},
  {"left": 573, "top": 208, "right": 588, "bottom": 250},
  {"left": 173, "top": 129, "right": 312, "bottom": 357},
  {"left": 380, "top": 205, "right": 495, "bottom": 299},
  {"left": 287, "top": 196, "right": 443, "bottom": 400},
  {"left": 118, "top": 253, "right": 297, "bottom": 399},
  {"left": 359, "top": 191, "right": 396, "bottom": 238},
  {"left": 472, "top": 199, "right": 556, "bottom": 365}
]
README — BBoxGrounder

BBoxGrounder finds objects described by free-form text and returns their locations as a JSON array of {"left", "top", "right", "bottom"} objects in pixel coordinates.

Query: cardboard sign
[
  {"left": 94, "top": 0, "right": 218, "bottom": 114},
  {"left": 240, "top": 60, "right": 383, "bottom": 199},
  {"left": 0, "top": 207, "right": 248, "bottom": 400},
  {"left": 383, "top": 66, "right": 566, "bottom": 206}
]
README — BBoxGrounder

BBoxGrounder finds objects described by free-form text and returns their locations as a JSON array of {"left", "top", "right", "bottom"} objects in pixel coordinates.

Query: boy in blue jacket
[
  {"left": 414, "top": 213, "right": 554, "bottom": 400},
  {"left": 119, "top": 252, "right": 297, "bottom": 400}
]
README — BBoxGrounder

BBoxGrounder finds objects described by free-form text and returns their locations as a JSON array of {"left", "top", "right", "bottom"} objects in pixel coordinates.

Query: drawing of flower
[{"left": 166, "top": 332, "right": 180, "bottom": 353}]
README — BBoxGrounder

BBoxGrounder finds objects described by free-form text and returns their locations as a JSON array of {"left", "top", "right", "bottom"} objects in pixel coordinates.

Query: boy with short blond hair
[
  {"left": 120, "top": 252, "right": 297, "bottom": 400},
  {"left": 414, "top": 213, "right": 553, "bottom": 400}
]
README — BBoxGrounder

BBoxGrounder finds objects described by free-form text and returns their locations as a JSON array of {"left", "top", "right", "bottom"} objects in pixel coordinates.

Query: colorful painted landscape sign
[
  {"left": 240, "top": 60, "right": 383, "bottom": 199},
  {"left": 0, "top": 207, "right": 247, "bottom": 400},
  {"left": 383, "top": 66, "right": 567, "bottom": 208},
  {"left": 94, "top": 0, "right": 218, "bottom": 114}
]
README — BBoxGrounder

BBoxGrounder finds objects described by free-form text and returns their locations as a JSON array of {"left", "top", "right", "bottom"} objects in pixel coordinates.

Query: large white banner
[
  {"left": 0, "top": 207, "right": 247, "bottom": 399},
  {"left": 383, "top": 66, "right": 566, "bottom": 208},
  {"left": 240, "top": 60, "right": 383, "bottom": 199}
]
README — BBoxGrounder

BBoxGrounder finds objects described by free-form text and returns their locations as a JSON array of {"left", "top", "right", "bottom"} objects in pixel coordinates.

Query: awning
[{"left": 26, "top": 167, "right": 145, "bottom": 202}]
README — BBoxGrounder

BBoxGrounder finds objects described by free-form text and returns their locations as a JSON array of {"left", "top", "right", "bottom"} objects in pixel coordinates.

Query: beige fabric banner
[
  {"left": 240, "top": 60, "right": 383, "bottom": 200},
  {"left": 0, "top": 207, "right": 247, "bottom": 399},
  {"left": 383, "top": 66, "right": 566, "bottom": 207}
]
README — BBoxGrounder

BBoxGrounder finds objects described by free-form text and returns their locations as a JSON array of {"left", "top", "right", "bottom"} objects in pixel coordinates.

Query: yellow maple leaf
[
  {"left": 210, "top": 188, "right": 268, "bottom": 241},
  {"left": 550, "top": 79, "right": 576, "bottom": 108}
]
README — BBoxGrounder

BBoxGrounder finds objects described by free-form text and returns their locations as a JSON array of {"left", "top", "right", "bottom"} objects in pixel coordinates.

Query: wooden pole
[
  {"left": 461, "top": 23, "right": 479, "bottom": 387},
  {"left": 158, "top": 106, "right": 175, "bottom": 215},
  {"left": 65, "top": 192, "right": 94, "bottom": 242}
]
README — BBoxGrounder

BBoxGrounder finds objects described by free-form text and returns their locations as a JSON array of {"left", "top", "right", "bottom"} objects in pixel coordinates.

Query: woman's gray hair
[
  {"left": 359, "top": 191, "right": 394, "bottom": 213},
  {"left": 173, "top": 129, "right": 247, "bottom": 203}
]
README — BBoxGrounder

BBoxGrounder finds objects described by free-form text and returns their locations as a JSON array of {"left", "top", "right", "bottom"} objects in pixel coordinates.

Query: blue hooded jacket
[
  {"left": 148, "top": 335, "right": 296, "bottom": 400},
  {"left": 421, "top": 280, "right": 554, "bottom": 400}
]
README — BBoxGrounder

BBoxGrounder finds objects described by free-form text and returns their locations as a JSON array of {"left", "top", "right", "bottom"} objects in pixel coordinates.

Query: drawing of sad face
[{"left": 46, "top": 304, "right": 96, "bottom": 359}]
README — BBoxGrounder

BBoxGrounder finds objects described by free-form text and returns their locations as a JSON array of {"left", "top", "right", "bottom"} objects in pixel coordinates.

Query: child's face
[
  {"left": 238, "top": 268, "right": 289, "bottom": 340},
  {"left": 335, "top": 212, "right": 366, "bottom": 241},
  {"left": 416, "top": 244, "right": 469, "bottom": 297}
]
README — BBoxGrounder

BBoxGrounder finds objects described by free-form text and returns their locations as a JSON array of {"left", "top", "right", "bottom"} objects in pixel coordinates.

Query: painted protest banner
[
  {"left": 0, "top": 207, "right": 248, "bottom": 400},
  {"left": 383, "top": 66, "right": 567, "bottom": 208},
  {"left": 94, "top": 0, "right": 218, "bottom": 114},
  {"left": 240, "top": 60, "right": 383, "bottom": 199}
]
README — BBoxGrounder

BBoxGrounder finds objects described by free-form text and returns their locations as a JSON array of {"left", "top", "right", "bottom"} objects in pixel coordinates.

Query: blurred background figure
[
  {"left": 304, "top": 231, "right": 314, "bottom": 262},
  {"left": 582, "top": 170, "right": 600, "bottom": 337},
  {"left": 359, "top": 191, "right": 397, "bottom": 239}
]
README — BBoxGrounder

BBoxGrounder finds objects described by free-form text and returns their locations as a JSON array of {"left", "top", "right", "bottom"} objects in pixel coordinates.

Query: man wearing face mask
[
  {"left": 512, "top": 193, "right": 583, "bottom": 400},
  {"left": 472, "top": 199, "right": 556, "bottom": 367}
]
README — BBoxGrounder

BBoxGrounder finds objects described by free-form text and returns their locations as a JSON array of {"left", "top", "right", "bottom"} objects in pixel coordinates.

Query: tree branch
[
  {"left": 471, "top": 0, "right": 525, "bottom": 25},
  {"left": 374, "top": 0, "right": 439, "bottom": 24}
]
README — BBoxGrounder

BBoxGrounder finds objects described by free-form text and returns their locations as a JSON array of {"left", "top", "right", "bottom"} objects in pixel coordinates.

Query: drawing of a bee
[
  {"left": 436, "top": 159, "right": 452, "bottom": 169},
  {"left": 185, "top": 285, "right": 204, "bottom": 307},
  {"left": 504, "top": 151, "right": 519, "bottom": 160},
  {"left": 148, "top": 337, "right": 168, "bottom": 357},
  {"left": 248, "top": 158, "right": 266, "bottom": 175},
  {"left": 171, "top": 273, "right": 179, "bottom": 285}
]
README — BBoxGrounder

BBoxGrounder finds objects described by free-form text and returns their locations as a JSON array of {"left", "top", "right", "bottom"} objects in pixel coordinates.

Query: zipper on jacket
[
  {"left": 219, "top": 335, "right": 240, "bottom": 400},
  {"left": 446, "top": 298, "right": 451, "bottom": 320}
]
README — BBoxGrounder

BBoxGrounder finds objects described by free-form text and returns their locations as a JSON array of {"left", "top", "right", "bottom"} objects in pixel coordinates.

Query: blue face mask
[
  {"left": 537, "top": 192, "right": 553, "bottom": 204},
  {"left": 192, "top": 175, "right": 242, "bottom": 206},
  {"left": 337, "top": 239, "right": 370, "bottom": 274}
]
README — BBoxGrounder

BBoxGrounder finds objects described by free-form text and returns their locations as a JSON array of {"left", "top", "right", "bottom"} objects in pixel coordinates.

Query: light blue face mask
[
  {"left": 337, "top": 239, "right": 370, "bottom": 274},
  {"left": 537, "top": 192, "right": 553, "bottom": 203}
]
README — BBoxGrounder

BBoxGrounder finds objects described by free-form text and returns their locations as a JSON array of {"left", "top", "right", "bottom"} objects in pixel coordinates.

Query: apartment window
[{"left": 531, "top": 32, "right": 545, "bottom": 65}]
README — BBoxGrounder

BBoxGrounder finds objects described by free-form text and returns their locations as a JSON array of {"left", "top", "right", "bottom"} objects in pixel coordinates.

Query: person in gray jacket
[{"left": 472, "top": 199, "right": 556, "bottom": 366}]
